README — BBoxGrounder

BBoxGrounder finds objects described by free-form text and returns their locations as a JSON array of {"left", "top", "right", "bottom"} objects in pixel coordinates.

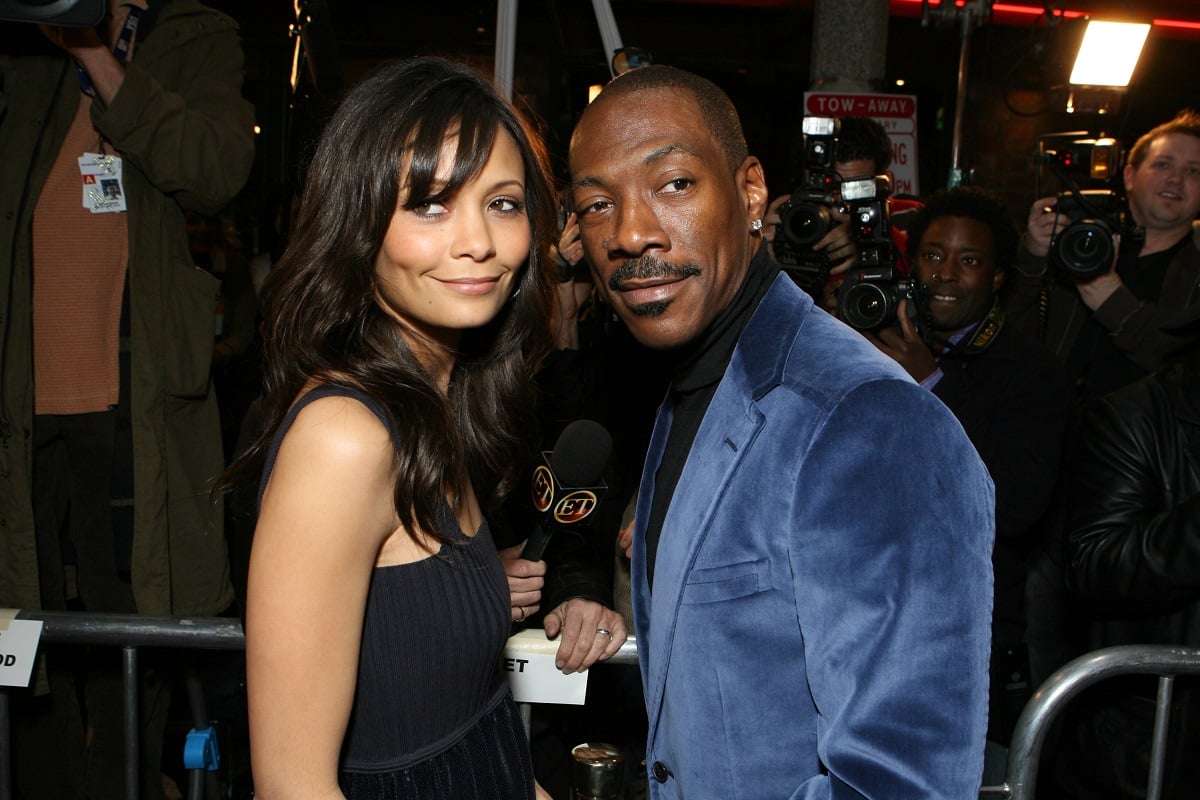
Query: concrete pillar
[{"left": 809, "top": 0, "right": 890, "bottom": 92}]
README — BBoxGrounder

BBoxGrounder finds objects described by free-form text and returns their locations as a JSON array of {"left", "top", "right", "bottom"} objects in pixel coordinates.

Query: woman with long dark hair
[{"left": 235, "top": 57, "right": 556, "bottom": 799}]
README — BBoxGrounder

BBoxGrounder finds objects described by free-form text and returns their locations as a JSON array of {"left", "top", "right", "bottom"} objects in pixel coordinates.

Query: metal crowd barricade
[
  {"left": 979, "top": 644, "right": 1200, "bottom": 800},
  {"left": 0, "top": 610, "right": 245, "bottom": 800},
  {"left": 0, "top": 609, "right": 635, "bottom": 800},
  {"left": 5, "top": 612, "right": 1200, "bottom": 800}
]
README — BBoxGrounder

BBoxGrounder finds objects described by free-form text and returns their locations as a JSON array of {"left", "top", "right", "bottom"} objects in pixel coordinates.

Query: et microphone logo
[
  {"left": 531, "top": 464, "right": 601, "bottom": 524},
  {"left": 553, "top": 491, "right": 598, "bottom": 524},
  {"left": 532, "top": 465, "right": 555, "bottom": 513}
]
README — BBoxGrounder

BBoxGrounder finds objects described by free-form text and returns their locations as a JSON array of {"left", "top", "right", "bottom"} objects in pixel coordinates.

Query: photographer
[
  {"left": 1005, "top": 110, "right": 1200, "bottom": 404},
  {"left": 0, "top": 2, "right": 254, "bottom": 796},
  {"left": 865, "top": 187, "right": 1070, "bottom": 785},
  {"left": 766, "top": 116, "right": 916, "bottom": 311}
]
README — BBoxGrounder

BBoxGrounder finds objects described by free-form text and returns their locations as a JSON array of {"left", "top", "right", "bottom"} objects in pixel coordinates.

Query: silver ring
[
  {"left": 517, "top": 606, "right": 528, "bottom": 623},
  {"left": 596, "top": 627, "right": 612, "bottom": 638}
]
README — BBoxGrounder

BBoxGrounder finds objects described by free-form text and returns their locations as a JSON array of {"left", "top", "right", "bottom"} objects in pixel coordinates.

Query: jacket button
[{"left": 652, "top": 761, "right": 671, "bottom": 783}]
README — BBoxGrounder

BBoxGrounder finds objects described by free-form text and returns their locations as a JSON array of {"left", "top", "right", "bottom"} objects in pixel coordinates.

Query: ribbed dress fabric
[{"left": 259, "top": 384, "right": 534, "bottom": 799}]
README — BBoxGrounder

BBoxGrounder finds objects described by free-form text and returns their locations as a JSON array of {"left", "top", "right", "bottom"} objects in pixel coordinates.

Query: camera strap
[{"left": 933, "top": 301, "right": 1005, "bottom": 357}]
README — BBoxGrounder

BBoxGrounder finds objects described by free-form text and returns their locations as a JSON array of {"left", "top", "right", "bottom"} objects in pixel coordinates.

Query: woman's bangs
[{"left": 401, "top": 99, "right": 500, "bottom": 208}]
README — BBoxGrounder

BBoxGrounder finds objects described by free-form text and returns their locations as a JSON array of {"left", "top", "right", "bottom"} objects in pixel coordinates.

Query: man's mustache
[{"left": 608, "top": 256, "right": 701, "bottom": 292}]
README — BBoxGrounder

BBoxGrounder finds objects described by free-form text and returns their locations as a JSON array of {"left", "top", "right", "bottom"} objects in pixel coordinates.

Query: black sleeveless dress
[{"left": 259, "top": 384, "right": 534, "bottom": 799}]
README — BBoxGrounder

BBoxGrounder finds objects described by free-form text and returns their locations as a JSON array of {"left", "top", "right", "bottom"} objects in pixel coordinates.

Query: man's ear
[
  {"left": 1123, "top": 162, "right": 1136, "bottom": 193},
  {"left": 740, "top": 156, "right": 769, "bottom": 222},
  {"left": 993, "top": 267, "right": 1006, "bottom": 294}
]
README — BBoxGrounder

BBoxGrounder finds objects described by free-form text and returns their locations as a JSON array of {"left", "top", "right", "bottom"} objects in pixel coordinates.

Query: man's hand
[
  {"left": 862, "top": 299, "right": 937, "bottom": 382},
  {"left": 499, "top": 543, "right": 545, "bottom": 624},
  {"left": 819, "top": 275, "right": 843, "bottom": 315},
  {"left": 816, "top": 207, "right": 860, "bottom": 276},
  {"left": 39, "top": 22, "right": 126, "bottom": 105},
  {"left": 762, "top": 195, "right": 788, "bottom": 246},
  {"left": 39, "top": 23, "right": 104, "bottom": 54},
  {"left": 616, "top": 515, "right": 634, "bottom": 560},
  {"left": 549, "top": 212, "right": 594, "bottom": 349},
  {"left": 1074, "top": 235, "right": 1124, "bottom": 311},
  {"left": 1024, "top": 196, "right": 1063, "bottom": 258},
  {"left": 543, "top": 598, "right": 628, "bottom": 674},
  {"left": 551, "top": 279, "right": 593, "bottom": 351},
  {"left": 558, "top": 211, "right": 585, "bottom": 268}
]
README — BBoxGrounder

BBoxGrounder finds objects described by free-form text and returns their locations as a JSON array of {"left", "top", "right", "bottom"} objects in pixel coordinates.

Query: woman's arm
[{"left": 246, "top": 395, "right": 400, "bottom": 799}]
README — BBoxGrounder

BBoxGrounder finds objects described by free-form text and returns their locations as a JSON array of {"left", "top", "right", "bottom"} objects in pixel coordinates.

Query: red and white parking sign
[{"left": 803, "top": 92, "right": 920, "bottom": 197}]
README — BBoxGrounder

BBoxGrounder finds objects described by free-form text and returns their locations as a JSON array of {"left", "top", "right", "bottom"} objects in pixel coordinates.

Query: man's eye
[
  {"left": 577, "top": 199, "right": 611, "bottom": 217},
  {"left": 661, "top": 178, "right": 693, "bottom": 194},
  {"left": 1185, "top": 166, "right": 1200, "bottom": 179},
  {"left": 921, "top": 251, "right": 943, "bottom": 263}
]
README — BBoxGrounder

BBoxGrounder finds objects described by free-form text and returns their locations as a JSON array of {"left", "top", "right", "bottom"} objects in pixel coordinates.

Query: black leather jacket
[
  {"left": 1056, "top": 356, "right": 1200, "bottom": 799},
  {"left": 1067, "top": 358, "right": 1200, "bottom": 633}
]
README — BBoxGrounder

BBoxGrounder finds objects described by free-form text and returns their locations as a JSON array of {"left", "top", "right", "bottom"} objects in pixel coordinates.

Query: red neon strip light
[
  {"left": 1155, "top": 18, "right": 1200, "bottom": 31},
  {"left": 893, "top": 0, "right": 1081, "bottom": 13},
  {"left": 892, "top": 0, "right": 1196, "bottom": 31},
  {"left": 991, "top": 3, "right": 1086, "bottom": 17}
]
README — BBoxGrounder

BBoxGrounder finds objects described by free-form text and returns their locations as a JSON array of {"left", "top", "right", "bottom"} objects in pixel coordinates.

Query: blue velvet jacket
[{"left": 631, "top": 273, "right": 995, "bottom": 799}]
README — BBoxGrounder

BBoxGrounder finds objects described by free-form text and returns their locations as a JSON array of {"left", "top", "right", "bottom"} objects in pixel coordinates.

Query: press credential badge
[
  {"left": 0, "top": 610, "right": 43, "bottom": 687},
  {"left": 79, "top": 152, "right": 127, "bottom": 214}
]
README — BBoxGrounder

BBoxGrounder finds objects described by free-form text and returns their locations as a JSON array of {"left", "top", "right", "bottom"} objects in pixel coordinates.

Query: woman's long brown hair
[{"left": 223, "top": 57, "right": 556, "bottom": 544}]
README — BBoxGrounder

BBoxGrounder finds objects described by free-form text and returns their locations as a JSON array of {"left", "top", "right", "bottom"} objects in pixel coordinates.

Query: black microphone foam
[
  {"left": 520, "top": 420, "right": 612, "bottom": 562},
  {"left": 550, "top": 419, "right": 613, "bottom": 487}
]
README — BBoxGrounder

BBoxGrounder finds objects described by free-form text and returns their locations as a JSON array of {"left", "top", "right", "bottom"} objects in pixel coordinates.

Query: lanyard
[{"left": 77, "top": 5, "right": 142, "bottom": 96}]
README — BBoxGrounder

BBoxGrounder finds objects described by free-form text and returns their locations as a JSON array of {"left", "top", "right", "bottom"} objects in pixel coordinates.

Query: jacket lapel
[{"left": 633, "top": 274, "right": 807, "bottom": 742}]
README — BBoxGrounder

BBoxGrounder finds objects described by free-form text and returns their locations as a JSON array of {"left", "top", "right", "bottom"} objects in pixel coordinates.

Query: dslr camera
[
  {"left": 836, "top": 174, "right": 929, "bottom": 333},
  {"left": 837, "top": 266, "right": 931, "bottom": 333},
  {"left": 1038, "top": 136, "right": 1143, "bottom": 281},
  {"left": 1047, "top": 189, "right": 1133, "bottom": 281},
  {"left": 773, "top": 116, "right": 842, "bottom": 287}
]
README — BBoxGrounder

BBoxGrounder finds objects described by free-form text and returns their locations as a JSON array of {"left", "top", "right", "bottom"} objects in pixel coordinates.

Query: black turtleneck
[{"left": 644, "top": 244, "right": 780, "bottom": 589}]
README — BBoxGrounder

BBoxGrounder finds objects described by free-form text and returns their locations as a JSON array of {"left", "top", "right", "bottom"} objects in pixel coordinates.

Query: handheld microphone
[{"left": 520, "top": 419, "right": 613, "bottom": 562}]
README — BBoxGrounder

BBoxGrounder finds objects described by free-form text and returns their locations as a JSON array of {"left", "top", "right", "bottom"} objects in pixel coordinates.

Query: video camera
[
  {"left": 773, "top": 116, "right": 842, "bottom": 287},
  {"left": 1037, "top": 136, "right": 1144, "bottom": 280}
]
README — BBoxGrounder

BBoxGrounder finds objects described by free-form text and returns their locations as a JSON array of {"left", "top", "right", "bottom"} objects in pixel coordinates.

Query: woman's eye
[
  {"left": 490, "top": 197, "right": 525, "bottom": 214},
  {"left": 413, "top": 201, "right": 449, "bottom": 217}
]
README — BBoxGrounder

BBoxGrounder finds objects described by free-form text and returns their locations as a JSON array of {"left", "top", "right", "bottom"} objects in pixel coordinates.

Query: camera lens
[
  {"left": 1050, "top": 219, "right": 1115, "bottom": 281},
  {"left": 781, "top": 203, "right": 832, "bottom": 249},
  {"left": 839, "top": 281, "right": 894, "bottom": 331}
]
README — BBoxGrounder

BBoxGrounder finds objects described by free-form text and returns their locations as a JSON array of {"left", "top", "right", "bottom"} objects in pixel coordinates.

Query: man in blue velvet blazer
[{"left": 569, "top": 65, "right": 995, "bottom": 799}]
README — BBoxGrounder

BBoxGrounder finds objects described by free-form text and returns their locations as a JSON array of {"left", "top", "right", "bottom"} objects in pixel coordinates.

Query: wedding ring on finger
[{"left": 596, "top": 627, "right": 612, "bottom": 638}]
